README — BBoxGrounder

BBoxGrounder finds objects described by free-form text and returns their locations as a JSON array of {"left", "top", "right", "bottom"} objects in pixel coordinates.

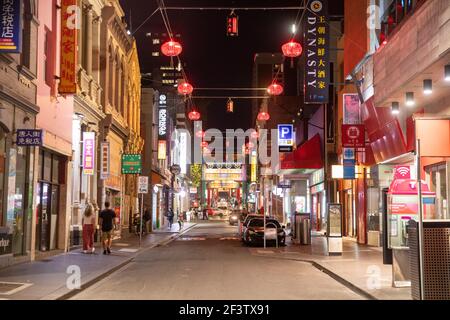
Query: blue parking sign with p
[{"left": 278, "top": 125, "right": 294, "bottom": 152}]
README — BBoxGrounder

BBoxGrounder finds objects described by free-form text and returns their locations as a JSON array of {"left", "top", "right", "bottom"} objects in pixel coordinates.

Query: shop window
[
  {"left": 52, "top": 156, "right": 59, "bottom": 184},
  {"left": 426, "top": 163, "right": 448, "bottom": 220},
  {"left": 43, "top": 152, "right": 52, "bottom": 182}
]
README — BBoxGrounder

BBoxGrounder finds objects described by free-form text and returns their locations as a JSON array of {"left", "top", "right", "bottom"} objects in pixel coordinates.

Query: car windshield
[{"left": 248, "top": 219, "right": 281, "bottom": 228}]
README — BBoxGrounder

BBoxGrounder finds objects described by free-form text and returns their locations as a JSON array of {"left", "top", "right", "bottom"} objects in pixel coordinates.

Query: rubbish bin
[
  {"left": 300, "top": 218, "right": 311, "bottom": 245},
  {"left": 409, "top": 220, "right": 450, "bottom": 300}
]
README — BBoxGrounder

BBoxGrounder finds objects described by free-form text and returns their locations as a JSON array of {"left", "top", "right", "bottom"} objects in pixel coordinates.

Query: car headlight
[{"left": 232, "top": 216, "right": 238, "bottom": 220}]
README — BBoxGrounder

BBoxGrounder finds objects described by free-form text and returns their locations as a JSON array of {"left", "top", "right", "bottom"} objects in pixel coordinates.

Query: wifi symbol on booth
[{"left": 397, "top": 167, "right": 410, "bottom": 177}]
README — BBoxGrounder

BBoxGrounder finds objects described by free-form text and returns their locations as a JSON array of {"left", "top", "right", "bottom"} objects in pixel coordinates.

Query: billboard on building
[{"left": 0, "top": 0, "right": 22, "bottom": 53}]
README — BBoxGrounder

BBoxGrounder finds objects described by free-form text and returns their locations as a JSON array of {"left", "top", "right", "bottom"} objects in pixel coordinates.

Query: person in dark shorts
[{"left": 99, "top": 202, "right": 117, "bottom": 255}]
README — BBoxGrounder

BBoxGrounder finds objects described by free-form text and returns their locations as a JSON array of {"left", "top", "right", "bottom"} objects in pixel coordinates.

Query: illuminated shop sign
[
  {"left": 158, "top": 94, "right": 167, "bottom": 139},
  {"left": 304, "top": 0, "right": 329, "bottom": 104},
  {"left": 0, "top": 0, "right": 22, "bottom": 53}
]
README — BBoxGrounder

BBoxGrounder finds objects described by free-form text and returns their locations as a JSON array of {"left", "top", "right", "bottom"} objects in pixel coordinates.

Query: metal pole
[
  {"left": 139, "top": 193, "right": 144, "bottom": 247},
  {"left": 416, "top": 139, "right": 425, "bottom": 300}
]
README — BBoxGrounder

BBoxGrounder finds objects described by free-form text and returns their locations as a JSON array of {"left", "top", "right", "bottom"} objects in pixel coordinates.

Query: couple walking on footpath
[{"left": 82, "top": 202, "right": 117, "bottom": 255}]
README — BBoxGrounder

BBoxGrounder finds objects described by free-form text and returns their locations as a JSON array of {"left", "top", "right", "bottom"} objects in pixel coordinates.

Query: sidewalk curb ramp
[
  {"left": 253, "top": 254, "right": 377, "bottom": 300},
  {"left": 53, "top": 224, "right": 197, "bottom": 300}
]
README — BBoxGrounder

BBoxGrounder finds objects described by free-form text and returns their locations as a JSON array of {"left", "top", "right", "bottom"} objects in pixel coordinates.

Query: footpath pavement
[
  {"left": 0, "top": 222, "right": 196, "bottom": 300},
  {"left": 251, "top": 235, "right": 412, "bottom": 300}
]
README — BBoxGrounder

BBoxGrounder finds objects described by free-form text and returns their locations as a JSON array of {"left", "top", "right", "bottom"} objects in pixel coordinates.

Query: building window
[
  {"left": 152, "top": 52, "right": 160, "bottom": 57},
  {"left": 152, "top": 39, "right": 160, "bottom": 44}
]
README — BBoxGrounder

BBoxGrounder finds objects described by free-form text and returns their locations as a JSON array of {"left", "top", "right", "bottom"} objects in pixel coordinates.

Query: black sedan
[{"left": 242, "top": 218, "right": 286, "bottom": 246}]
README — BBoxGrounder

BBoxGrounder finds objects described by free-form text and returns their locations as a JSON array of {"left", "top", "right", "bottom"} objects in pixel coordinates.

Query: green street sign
[{"left": 122, "top": 154, "right": 142, "bottom": 174}]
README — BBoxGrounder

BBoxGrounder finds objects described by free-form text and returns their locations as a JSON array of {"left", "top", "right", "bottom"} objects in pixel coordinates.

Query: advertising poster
[
  {"left": 0, "top": 0, "right": 22, "bottom": 53},
  {"left": 343, "top": 94, "right": 361, "bottom": 124},
  {"left": 327, "top": 204, "right": 342, "bottom": 237}
]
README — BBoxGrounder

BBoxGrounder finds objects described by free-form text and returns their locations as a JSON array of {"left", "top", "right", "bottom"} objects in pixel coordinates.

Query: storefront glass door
[{"left": 12, "top": 147, "right": 27, "bottom": 256}]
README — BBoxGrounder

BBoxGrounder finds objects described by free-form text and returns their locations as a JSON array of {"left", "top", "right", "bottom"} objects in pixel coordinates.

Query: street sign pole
[{"left": 140, "top": 193, "right": 144, "bottom": 247}]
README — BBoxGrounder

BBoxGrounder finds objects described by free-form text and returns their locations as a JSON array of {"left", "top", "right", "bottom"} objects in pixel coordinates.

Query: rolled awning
[{"left": 280, "top": 134, "right": 324, "bottom": 171}]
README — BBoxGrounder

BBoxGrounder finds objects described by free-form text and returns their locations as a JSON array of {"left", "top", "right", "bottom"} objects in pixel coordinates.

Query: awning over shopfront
[
  {"left": 151, "top": 170, "right": 170, "bottom": 187},
  {"left": 279, "top": 134, "right": 323, "bottom": 173}
]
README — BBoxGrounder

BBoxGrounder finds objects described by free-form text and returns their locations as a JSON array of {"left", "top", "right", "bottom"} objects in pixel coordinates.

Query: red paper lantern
[
  {"left": 178, "top": 82, "right": 194, "bottom": 95},
  {"left": 257, "top": 111, "right": 270, "bottom": 122},
  {"left": 267, "top": 83, "right": 284, "bottom": 96},
  {"left": 188, "top": 110, "right": 201, "bottom": 121},
  {"left": 282, "top": 40, "right": 303, "bottom": 58},
  {"left": 161, "top": 40, "right": 183, "bottom": 57},
  {"left": 195, "top": 130, "right": 205, "bottom": 138}
]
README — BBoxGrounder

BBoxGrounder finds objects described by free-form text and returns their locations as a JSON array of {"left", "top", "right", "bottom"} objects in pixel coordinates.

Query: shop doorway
[
  {"left": 36, "top": 151, "right": 62, "bottom": 252},
  {"left": 344, "top": 188, "right": 357, "bottom": 238}
]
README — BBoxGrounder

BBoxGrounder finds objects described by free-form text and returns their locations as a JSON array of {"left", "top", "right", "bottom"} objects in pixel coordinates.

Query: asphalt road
[{"left": 71, "top": 221, "right": 363, "bottom": 300}]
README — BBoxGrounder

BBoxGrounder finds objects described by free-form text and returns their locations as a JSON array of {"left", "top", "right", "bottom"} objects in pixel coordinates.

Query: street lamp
[
  {"left": 391, "top": 101, "right": 400, "bottom": 115},
  {"left": 405, "top": 92, "right": 415, "bottom": 107},
  {"left": 423, "top": 79, "right": 433, "bottom": 95}
]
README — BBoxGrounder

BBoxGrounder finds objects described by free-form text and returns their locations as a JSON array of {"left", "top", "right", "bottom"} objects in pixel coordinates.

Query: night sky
[{"left": 119, "top": 0, "right": 344, "bottom": 131}]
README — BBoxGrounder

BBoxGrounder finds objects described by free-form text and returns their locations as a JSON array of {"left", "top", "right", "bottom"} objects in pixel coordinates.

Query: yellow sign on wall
[
  {"left": 251, "top": 153, "right": 257, "bottom": 182},
  {"left": 158, "top": 140, "right": 166, "bottom": 160}
]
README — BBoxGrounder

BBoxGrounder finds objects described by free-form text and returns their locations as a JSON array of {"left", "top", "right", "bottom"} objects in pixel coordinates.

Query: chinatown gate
[{"left": 203, "top": 162, "right": 246, "bottom": 209}]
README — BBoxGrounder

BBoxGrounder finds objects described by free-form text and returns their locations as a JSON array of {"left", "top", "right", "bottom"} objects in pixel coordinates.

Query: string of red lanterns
[
  {"left": 161, "top": 40, "right": 183, "bottom": 57},
  {"left": 267, "top": 82, "right": 284, "bottom": 96},
  {"left": 178, "top": 82, "right": 194, "bottom": 95},
  {"left": 257, "top": 111, "right": 270, "bottom": 122},
  {"left": 188, "top": 109, "right": 201, "bottom": 121},
  {"left": 282, "top": 40, "right": 303, "bottom": 58}
]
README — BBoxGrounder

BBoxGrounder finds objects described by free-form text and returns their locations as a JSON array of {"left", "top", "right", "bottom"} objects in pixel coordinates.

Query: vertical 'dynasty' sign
[
  {"left": 304, "top": 0, "right": 329, "bottom": 104},
  {"left": 0, "top": 0, "right": 22, "bottom": 53},
  {"left": 59, "top": 0, "right": 78, "bottom": 94}
]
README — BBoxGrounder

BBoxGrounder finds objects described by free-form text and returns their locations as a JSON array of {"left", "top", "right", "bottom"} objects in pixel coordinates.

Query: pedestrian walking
[
  {"left": 178, "top": 211, "right": 184, "bottom": 230},
  {"left": 167, "top": 208, "right": 175, "bottom": 230},
  {"left": 82, "top": 204, "right": 96, "bottom": 254},
  {"left": 143, "top": 207, "right": 151, "bottom": 234},
  {"left": 99, "top": 202, "right": 117, "bottom": 255}
]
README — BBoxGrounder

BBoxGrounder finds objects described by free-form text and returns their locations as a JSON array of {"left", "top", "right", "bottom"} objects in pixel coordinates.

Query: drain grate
[{"left": 0, "top": 282, "right": 33, "bottom": 296}]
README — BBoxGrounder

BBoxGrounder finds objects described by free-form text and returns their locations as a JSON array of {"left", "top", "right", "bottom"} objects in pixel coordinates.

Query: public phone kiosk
[
  {"left": 387, "top": 179, "right": 436, "bottom": 287},
  {"left": 387, "top": 179, "right": 436, "bottom": 248}
]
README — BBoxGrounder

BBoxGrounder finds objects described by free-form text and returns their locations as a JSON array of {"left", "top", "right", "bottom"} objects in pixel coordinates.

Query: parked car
[
  {"left": 229, "top": 210, "right": 241, "bottom": 225},
  {"left": 242, "top": 217, "right": 286, "bottom": 246}
]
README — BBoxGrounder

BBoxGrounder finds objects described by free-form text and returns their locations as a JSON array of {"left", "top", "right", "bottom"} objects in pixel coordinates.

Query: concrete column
[{"left": 84, "top": 5, "right": 93, "bottom": 76}]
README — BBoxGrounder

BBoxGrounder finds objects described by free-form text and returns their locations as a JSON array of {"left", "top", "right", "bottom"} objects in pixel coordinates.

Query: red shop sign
[{"left": 342, "top": 124, "right": 365, "bottom": 148}]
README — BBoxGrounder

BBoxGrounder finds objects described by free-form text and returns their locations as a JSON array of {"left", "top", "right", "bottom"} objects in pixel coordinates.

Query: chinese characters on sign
[
  {"left": 122, "top": 154, "right": 142, "bottom": 175},
  {"left": 59, "top": 0, "right": 78, "bottom": 94},
  {"left": 342, "top": 124, "right": 365, "bottom": 148},
  {"left": 16, "top": 129, "right": 42, "bottom": 146},
  {"left": 0, "top": 0, "right": 22, "bottom": 53},
  {"left": 304, "top": 0, "right": 329, "bottom": 104},
  {"left": 82, "top": 132, "right": 95, "bottom": 176},
  {"left": 100, "top": 142, "right": 110, "bottom": 180}
]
